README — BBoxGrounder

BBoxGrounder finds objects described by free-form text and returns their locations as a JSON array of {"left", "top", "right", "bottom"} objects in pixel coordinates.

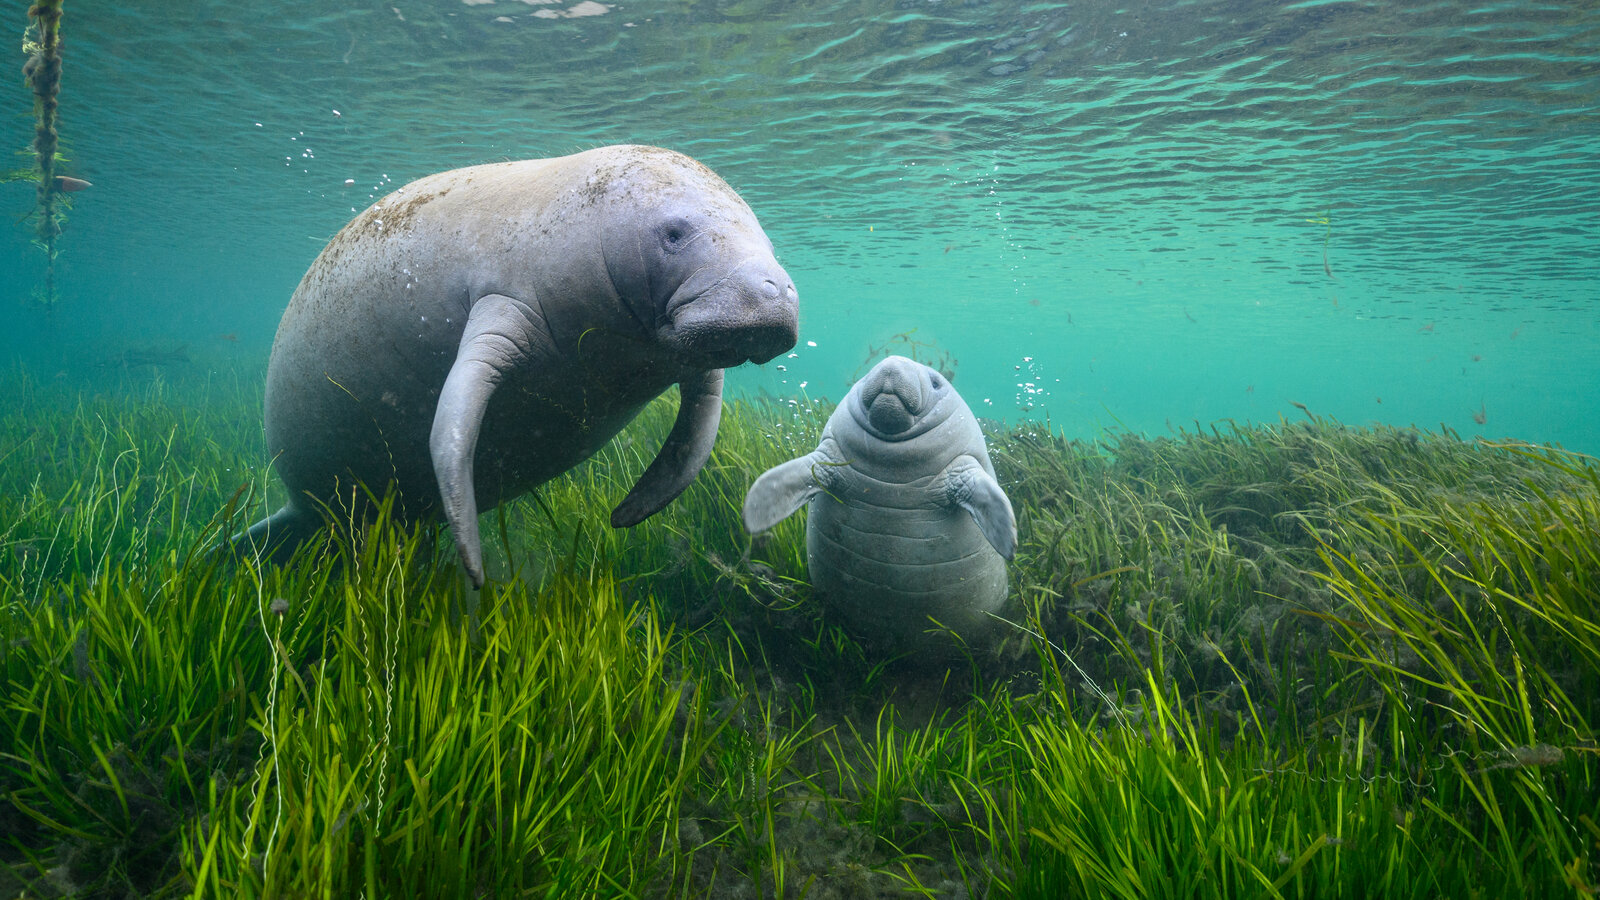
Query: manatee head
[
  {"left": 598, "top": 146, "right": 799, "bottom": 369},
  {"left": 847, "top": 355, "right": 958, "bottom": 441}
]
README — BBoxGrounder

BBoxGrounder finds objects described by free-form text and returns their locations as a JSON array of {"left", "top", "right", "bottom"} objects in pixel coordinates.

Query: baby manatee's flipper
[
  {"left": 934, "top": 455, "right": 1017, "bottom": 560},
  {"left": 610, "top": 368, "right": 725, "bottom": 528},
  {"left": 742, "top": 441, "right": 844, "bottom": 534},
  {"left": 229, "top": 500, "right": 324, "bottom": 564}
]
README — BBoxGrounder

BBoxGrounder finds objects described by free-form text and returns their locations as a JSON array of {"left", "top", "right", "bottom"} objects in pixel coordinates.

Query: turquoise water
[{"left": 3, "top": 0, "right": 1597, "bottom": 450}]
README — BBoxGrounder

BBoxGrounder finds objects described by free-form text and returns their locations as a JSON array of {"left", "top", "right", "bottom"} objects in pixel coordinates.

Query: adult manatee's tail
[{"left": 229, "top": 501, "right": 322, "bottom": 564}]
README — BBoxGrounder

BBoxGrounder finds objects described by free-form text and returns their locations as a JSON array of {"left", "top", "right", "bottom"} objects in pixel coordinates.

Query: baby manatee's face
[{"left": 847, "top": 355, "right": 957, "bottom": 441}]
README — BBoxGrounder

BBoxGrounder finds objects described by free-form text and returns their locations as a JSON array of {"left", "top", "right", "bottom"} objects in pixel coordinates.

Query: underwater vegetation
[
  {"left": 16, "top": 0, "right": 72, "bottom": 307},
  {"left": 1, "top": 364, "right": 1598, "bottom": 898},
  {"left": 854, "top": 330, "right": 959, "bottom": 385}
]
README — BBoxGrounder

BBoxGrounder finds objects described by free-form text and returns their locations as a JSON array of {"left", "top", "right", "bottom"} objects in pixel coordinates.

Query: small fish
[
  {"left": 54, "top": 175, "right": 92, "bottom": 192},
  {"left": 1471, "top": 354, "right": 1482, "bottom": 362},
  {"left": 1375, "top": 397, "right": 1382, "bottom": 404},
  {"left": 1306, "top": 211, "right": 1333, "bottom": 278},
  {"left": 218, "top": 332, "right": 238, "bottom": 342},
  {"left": 1472, "top": 401, "right": 1487, "bottom": 426},
  {"left": 1291, "top": 400, "right": 1309, "bottom": 412},
  {"left": 1418, "top": 322, "right": 1435, "bottom": 333},
  {"left": 1246, "top": 385, "right": 1254, "bottom": 395}
]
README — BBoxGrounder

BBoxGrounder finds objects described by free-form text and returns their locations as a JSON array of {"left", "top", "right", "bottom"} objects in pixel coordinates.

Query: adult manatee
[
  {"left": 237, "top": 145, "right": 799, "bottom": 588},
  {"left": 743, "top": 356, "right": 1016, "bottom": 650}
]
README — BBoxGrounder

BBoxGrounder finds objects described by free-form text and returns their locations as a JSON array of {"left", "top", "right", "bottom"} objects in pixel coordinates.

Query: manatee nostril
[{"left": 760, "top": 279, "right": 782, "bottom": 299}]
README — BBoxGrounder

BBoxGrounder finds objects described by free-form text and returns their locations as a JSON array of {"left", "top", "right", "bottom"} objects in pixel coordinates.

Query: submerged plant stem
[{"left": 23, "top": 0, "right": 66, "bottom": 304}]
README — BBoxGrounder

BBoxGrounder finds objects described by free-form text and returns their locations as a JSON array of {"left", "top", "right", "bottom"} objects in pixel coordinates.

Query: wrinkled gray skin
[
  {"left": 236, "top": 145, "right": 799, "bottom": 588},
  {"left": 743, "top": 356, "right": 1016, "bottom": 650}
]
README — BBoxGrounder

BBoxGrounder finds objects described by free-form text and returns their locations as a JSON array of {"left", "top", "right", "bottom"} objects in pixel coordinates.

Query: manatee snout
[
  {"left": 736, "top": 301, "right": 799, "bottom": 365},
  {"left": 674, "top": 258, "right": 799, "bottom": 366},
  {"left": 859, "top": 357, "right": 929, "bottom": 435}
]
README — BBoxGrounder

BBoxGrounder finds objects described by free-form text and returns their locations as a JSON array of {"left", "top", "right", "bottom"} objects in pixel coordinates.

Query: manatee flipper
[
  {"left": 430, "top": 293, "right": 554, "bottom": 589},
  {"left": 611, "top": 368, "right": 725, "bottom": 528},
  {"left": 230, "top": 500, "right": 323, "bottom": 563},
  {"left": 742, "top": 442, "right": 844, "bottom": 533},
  {"left": 935, "top": 455, "right": 1017, "bottom": 560}
]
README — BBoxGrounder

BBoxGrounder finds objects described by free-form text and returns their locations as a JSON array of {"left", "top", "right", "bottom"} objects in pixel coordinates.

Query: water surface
[{"left": 3, "top": 0, "right": 1596, "bottom": 449}]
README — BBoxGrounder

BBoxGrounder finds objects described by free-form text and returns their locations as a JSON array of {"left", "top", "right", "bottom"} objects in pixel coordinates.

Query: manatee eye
[
  {"left": 659, "top": 218, "right": 692, "bottom": 252},
  {"left": 930, "top": 373, "right": 944, "bottom": 389}
]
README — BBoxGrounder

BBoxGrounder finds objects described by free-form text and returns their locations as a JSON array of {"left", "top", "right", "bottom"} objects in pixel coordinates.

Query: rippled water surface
[{"left": 3, "top": 0, "right": 1597, "bottom": 448}]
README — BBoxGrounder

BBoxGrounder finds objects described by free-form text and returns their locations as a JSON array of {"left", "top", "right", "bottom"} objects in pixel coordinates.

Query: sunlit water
[{"left": 3, "top": 0, "right": 1596, "bottom": 451}]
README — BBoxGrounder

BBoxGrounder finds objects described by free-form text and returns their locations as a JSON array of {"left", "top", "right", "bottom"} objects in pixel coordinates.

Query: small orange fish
[
  {"left": 1418, "top": 321, "right": 1434, "bottom": 333},
  {"left": 218, "top": 333, "right": 238, "bottom": 343},
  {"left": 54, "top": 175, "right": 92, "bottom": 192}
]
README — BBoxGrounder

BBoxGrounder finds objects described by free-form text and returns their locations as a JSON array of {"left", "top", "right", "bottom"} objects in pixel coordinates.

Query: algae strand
[{"left": 22, "top": 0, "right": 66, "bottom": 305}]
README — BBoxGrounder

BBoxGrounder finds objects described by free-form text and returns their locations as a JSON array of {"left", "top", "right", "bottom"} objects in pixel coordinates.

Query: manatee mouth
[
  {"left": 672, "top": 320, "right": 794, "bottom": 369},
  {"left": 703, "top": 347, "right": 758, "bottom": 369},
  {"left": 866, "top": 391, "right": 918, "bottom": 434}
]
